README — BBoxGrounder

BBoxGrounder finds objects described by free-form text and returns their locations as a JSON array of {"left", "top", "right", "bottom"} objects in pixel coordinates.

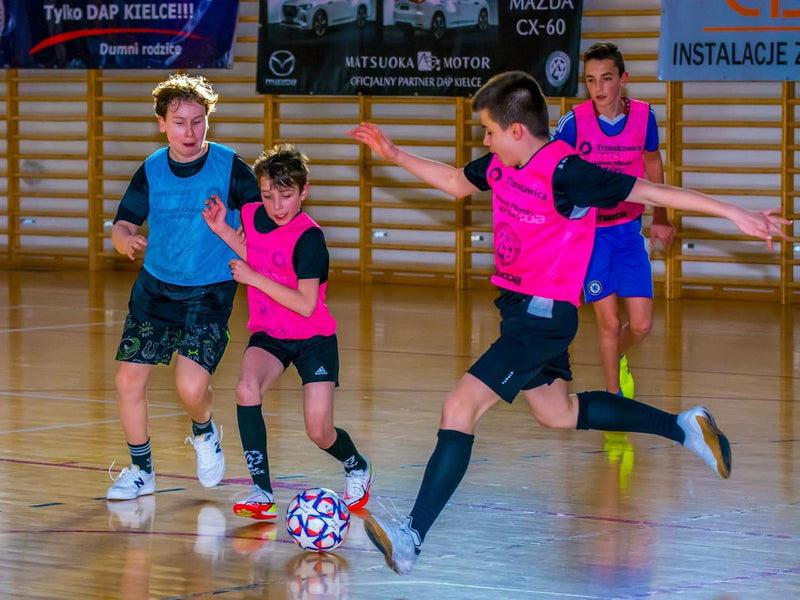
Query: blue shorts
[
  {"left": 583, "top": 217, "right": 653, "bottom": 302},
  {"left": 468, "top": 294, "right": 577, "bottom": 403}
]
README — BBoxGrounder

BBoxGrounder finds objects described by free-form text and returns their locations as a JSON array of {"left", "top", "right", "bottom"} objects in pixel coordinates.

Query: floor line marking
[{"left": 0, "top": 320, "right": 124, "bottom": 334}]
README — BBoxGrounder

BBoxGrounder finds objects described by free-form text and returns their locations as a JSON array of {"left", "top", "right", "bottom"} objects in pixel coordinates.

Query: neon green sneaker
[{"left": 619, "top": 355, "right": 635, "bottom": 399}]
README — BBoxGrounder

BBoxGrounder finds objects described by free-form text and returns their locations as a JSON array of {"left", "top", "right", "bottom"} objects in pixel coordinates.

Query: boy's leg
[
  {"left": 109, "top": 313, "right": 177, "bottom": 499},
  {"left": 592, "top": 294, "right": 624, "bottom": 395},
  {"left": 115, "top": 361, "right": 155, "bottom": 446},
  {"left": 613, "top": 222, "right": 655, "bottom": 398},
  {"left": 525, "top": 385, "right": 730, "bottom": 477},
  {"left": 233, "top": 346, "right": 283, "bottom": 520},
  {"left": 301, "top": 381, "right": 374, "bottom": 508},
  {"left": 322, "top": 426, "right": 372, "bottom": 509},
  {"left": 175, "top": 356, "right": 214, "bottom": 424},
  {"left": 176, "top": 356, "right": 225, "bottom": 487},
  {"left": 575, "top": 390, "right": 731, "bottom": 478},
  {"left": 365, "top": 374, "right": 498, "bottom": 574},
  {"left": 617, "top": 296, "right": 653, "bottom": 399},
  {"left": 620, "top": 296, "right": 653, "bottom": 356},
  {"left": 108, "top": 361, "right": 157, "bottom": 500},
  {"left": 177, "top": 321, "right": 231, "bottom": 487}
]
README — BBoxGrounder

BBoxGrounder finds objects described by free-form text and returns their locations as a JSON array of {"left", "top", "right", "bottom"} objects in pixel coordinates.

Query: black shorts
[
  {"left": 116, "top": 313, "right": 230, "bottom": 374},
  {"left": 468, "top": 294, "right": 578, "bottom": 403},
  {"left": 247, "top": 332, "right": 339, "bottom": 386},
  {"left": 128, "top": 267, "right": 237, "bottom": 327}
]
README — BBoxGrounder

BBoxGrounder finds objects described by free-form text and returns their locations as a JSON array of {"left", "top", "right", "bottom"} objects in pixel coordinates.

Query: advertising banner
[
  {"left": 1, "top": 0, "right": 16, "bottom": 67},
  {"left": 658, "top": 0, "right": 800, "bottom": 81},
  {"left": 2, "top": 0, "right": 239, "bottom": 69},
  {"left": 256, "top": 0, "right": 583, "bottom": 96}
]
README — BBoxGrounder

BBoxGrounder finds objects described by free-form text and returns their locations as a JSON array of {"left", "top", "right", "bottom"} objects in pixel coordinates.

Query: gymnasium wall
[{"left": 0, "top": 0, "right": 798, "bottom": 302}]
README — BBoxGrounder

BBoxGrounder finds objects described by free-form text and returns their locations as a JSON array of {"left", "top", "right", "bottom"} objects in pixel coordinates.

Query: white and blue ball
[{"left": 286, "top": 487, "right": 350, "bottom": 552}]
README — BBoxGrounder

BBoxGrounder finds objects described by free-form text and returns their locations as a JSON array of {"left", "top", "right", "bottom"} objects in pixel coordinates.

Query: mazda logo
[{"left": 269, "top": 50, "right": 296, "bottom": 77}]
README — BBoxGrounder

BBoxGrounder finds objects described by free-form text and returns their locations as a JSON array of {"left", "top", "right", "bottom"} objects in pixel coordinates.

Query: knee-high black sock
[
  {"left": 576, "top": 390, "right": 684, "bottom": 443},
  {"left": 323, "top": 427, "right": 367, "bottom": 472},
  {"left": 237, "top": 404, "right": 272, "bottom": 493},
  {"left": 408, "top": 429, "right": 475, "bottom": 545}
]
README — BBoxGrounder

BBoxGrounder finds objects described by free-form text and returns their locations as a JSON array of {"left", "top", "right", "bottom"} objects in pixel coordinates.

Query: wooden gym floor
[{"left": 0, "top": 268, "right": 797, "bottom": 599}]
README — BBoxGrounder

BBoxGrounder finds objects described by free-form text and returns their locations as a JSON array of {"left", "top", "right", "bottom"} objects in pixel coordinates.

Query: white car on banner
[
  {"left": 393, "top": 0, "right": 490, "bottom": 40},
  {"left": 280, "top": 0, "right": 375, "bottom": 37}
]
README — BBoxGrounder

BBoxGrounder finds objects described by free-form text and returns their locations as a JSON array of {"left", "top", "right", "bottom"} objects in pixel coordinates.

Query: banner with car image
[
  {"left": 257, "top": 0, "right": 583, "bottom": 96},
  {"left": 2, "top": 0, "right": 239, "bottom": 69}
]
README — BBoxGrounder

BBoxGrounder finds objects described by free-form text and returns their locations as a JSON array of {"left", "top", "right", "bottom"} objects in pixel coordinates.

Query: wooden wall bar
[{"left": 0, "top": 0, "right": 797, "bottom": 302}]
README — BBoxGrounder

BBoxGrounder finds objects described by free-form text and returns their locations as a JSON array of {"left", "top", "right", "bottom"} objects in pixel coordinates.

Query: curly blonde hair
[{"left": 152, "top": 74, "right": 218, "bottom": 118}]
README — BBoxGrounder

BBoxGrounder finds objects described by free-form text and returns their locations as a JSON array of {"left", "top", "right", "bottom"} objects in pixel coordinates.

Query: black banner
[{"left": 257, "top": 0, "right": 583, "bottom": 96}]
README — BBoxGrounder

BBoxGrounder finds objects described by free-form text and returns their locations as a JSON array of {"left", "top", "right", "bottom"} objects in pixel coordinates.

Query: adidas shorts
[
  {"left": 583, "top": 217, "right": 654, "bottom": 302},
  {"left": 247, "top": 332, "right": 339, "bottom": 386}
]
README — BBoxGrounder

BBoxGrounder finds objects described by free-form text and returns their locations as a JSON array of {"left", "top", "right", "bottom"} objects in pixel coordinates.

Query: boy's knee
[
  {"left": 116, "top": 365, "right": 146, "bottom": 394},
  {"left": 235, "top": 378, "right": 261, "bottom": 405},
  {"left": 307, "top": 424, "right": 333, "bottom": 448},
  {"left": 597, "top": 314, "right": 622, "bottom": 335},
  {"left": 175, "top": 377, "right": 210, "bottom": 405},
  {"left": 630, "top": 320, "right": 652, "bottom": 339}
]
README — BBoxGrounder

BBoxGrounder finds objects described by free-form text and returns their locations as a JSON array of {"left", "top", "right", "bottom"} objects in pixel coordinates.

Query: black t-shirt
[
  {"left": 114, "top": 151, "right": 261, "bottom": 225},
  {"left": 252, "top": 205, "right": 329, "bottom": 284},
  {"left": 463, "top": 150, "right": 637, "bottom": 217}
]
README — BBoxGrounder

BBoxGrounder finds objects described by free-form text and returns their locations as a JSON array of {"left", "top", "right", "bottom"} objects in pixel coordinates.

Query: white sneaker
[
  {"left": 186, "top": 422, "right": 225, "bottom": 487},
  {"left": 107, "top": 464, "right": 156, "bottom": 500},
  {"left": 677, "top": 406, "right": 731, "bottom": 478},
  {"left": 344, "top": 459, "right": 374, "bottom": 509},
  {"left": 107, "top": 495, "right": 155, "bottom": 530},
  {"left": 363, "top": 514, "right": 420, "bottom": 575}
]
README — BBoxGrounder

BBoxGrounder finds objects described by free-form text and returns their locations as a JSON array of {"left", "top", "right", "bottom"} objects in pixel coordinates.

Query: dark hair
[
  {"left": 253, "top": 143, "right": 310, "bottom": 189},
  {"left": 471, "top": 71, "right": 550, "bottom": 139},
  {"left": 583, "top": 41, "right": 626, "bottom": 76},
  {"left": 152, "top": 74, "right": 218, "bottom": 118}
]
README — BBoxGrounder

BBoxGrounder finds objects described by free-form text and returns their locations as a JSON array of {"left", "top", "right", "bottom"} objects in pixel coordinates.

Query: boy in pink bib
[
  {"left": 203, "top": 144, "right": 374, "bottom": 520},
  {"left": 555, "top": 42, "right": 675, "bottom": 400},
  {"left": 348, "top": 71, "right": 789, "bottom": 575}
]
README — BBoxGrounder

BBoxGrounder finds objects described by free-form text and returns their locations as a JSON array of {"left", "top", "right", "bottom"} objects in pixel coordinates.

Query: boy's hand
[
  {"left": 649, "top": 222, "right": 675, "bottom": 250},
  {"left": 202, "top": 194, "right": 228, "bottom": 231},
  {"left": 229, "top": 258, "right": 258, "bottom": 286},
  {"left": 733, "top": 207, "right": 791, "bottom": 252},
  {"left": 347, "top": 122, "right": 399, "bottom": 162},
  {"left": 125, "top": 234, "right": 147, "bottom": 260}
]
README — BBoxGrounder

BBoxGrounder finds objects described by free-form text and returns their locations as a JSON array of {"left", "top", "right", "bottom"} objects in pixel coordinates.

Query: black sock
[
  {"left": 323, "top": 428, "right": 367, "bottom": 472},
  {"left": 576, "top": 390, "right": 684, "bottom": 443},
  {"left": 128, "top": 440, "right": 152, "bottom": 474},
  {"left": 408, "top": 429, "right": 475, "bottom": 546},
  {"left": 192, "top": 417, "right": 213, "bottom": 436},
  {"left": 237, "top": 404, "right": 272, "bottom": 493}
]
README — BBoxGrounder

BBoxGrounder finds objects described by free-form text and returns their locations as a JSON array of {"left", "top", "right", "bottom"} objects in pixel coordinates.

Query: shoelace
[
  {"left": 108, "top": 461, "right": 133, "bottom": 482},
  {"left": 246, "top": 486, "right": 274, "bottom": 504}
]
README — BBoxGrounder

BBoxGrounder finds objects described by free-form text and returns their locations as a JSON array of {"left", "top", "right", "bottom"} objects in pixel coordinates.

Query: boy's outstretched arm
[
  {"left": 202, "top": 194, "right": 247, "bottom": 259},
  {"left": 347, "top": 122, "right": 480, "bottom": 198},
  {"left": 626, "top": 179, "right": 791, "bottom": 251}
]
